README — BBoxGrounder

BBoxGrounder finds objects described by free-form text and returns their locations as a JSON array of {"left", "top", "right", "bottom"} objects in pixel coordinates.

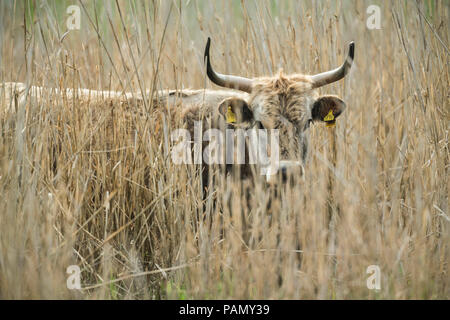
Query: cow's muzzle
[{"left": 265, "top": 160, "right": 304, "bottom": 184}]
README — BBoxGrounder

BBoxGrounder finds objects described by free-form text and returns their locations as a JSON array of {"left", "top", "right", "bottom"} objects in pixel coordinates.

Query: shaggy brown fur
[{"left": 1, "top": 78, "right": 346, "bottom": 176}]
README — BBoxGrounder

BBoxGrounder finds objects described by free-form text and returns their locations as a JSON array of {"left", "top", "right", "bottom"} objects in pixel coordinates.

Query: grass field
[{"left": 0, "top": 0, "right": 448, "bottom": 299}]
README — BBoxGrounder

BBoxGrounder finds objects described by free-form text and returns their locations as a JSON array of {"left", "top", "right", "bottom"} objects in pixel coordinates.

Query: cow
[
  {"left": 0, "top": 37, "right": 354, "bottom": 184},
  {"left": 160, "top": 37, "right": 355, "bottom": 182}
]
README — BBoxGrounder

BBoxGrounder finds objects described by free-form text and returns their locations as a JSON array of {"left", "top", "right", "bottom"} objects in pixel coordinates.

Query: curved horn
[
  {"left": 310, "top": 41, "right": 355, "bottom": 88},
  {"left": 204, "top": 37, "right": 253, "bottom": 93}
]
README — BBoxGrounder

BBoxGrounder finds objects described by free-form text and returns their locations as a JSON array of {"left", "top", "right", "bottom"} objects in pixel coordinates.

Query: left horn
[
  {"left": 204, "top": 37, "right": 253, "bottom": 93},
  {"left": 310, "top": 41, "right": 355, "bottom": 88}
]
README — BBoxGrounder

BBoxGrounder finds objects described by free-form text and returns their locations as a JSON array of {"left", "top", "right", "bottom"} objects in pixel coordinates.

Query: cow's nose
[{"left": 266, "top": 161, "right": 304, "bottom": 184}]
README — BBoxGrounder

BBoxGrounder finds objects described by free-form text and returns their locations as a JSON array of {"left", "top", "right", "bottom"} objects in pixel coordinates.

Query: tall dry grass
[{"left": 0, "top": 0, "right": 448, "bottom": 299}]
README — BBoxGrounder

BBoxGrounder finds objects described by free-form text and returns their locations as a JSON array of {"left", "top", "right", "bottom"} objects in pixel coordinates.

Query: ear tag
[
  {"left": 324, "top": 110, "right": 336, "bottom": 127},
  {"left": 226, "top": 106, "right": 236, "bottom": 123}
]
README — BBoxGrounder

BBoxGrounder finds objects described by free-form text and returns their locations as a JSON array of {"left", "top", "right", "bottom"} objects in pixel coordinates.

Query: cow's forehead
[
  {"left": 251, "top": 73, "right": 313, "bottom": 93},
  {"left": 249, "top": 74, "right": 317, "bottom": 124}
]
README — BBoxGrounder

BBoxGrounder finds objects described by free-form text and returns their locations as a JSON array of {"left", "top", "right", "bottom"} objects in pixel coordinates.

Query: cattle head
[{"left": 204, "top": 38, "right": 354, "bottom": 178}]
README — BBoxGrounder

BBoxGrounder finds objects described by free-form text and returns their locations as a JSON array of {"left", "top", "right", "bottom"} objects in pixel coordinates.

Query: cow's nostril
[{"left": 281, "top": 166, "right": 288, "bottom": 182}]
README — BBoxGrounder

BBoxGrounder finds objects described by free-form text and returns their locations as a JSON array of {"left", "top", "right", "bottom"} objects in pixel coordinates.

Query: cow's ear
[
  {"left": 311, "top": 95, "right": 346, "bottom": 126},
  {"left": 218, "top": 97, "right": 253, "bottom": 126}
]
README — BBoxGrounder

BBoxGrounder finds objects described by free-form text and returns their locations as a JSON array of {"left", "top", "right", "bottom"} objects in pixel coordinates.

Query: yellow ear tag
[
  {"left": 324, "top": 110, "right": 336, "bottom": 127},
  {"left": 226, "top": 106, "right": 236, "bottom": 123}
]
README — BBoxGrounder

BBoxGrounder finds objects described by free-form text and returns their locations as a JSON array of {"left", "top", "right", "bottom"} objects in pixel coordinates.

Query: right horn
[
  {"left": 310, "top": 41, "right": 355, "bottom": 88},
  {"left": 204, "top": 37, "right": 253, "bottom": 93}
]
